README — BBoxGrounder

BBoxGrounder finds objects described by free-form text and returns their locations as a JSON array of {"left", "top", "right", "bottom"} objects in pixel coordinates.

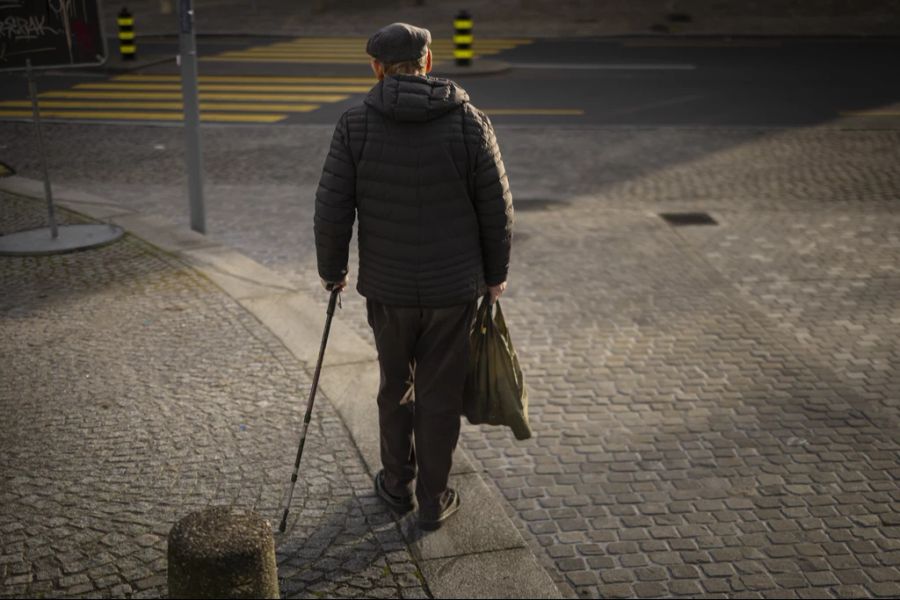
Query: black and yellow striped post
[
  {"left": 454, "top": 10, "right": 473, "bottom": 67},
  {"left": 118, "top": 8, "right": 136, "bottom": 60}
]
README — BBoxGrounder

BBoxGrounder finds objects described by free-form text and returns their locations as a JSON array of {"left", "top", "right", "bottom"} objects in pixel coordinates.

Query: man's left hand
[{"left": 488, "top": 281, "right": 507, "bottom": 304}]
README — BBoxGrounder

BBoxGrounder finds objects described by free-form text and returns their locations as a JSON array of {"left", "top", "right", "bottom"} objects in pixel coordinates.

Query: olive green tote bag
[{"left": 463, "top": 296, "right": 532, "bottom": 440}]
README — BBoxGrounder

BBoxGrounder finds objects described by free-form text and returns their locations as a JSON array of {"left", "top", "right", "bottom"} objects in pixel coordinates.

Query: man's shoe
[
  {"left": 418, "top": 489, "right": 460, "bottom": 531},
  {"left": 374, "top": 470, "right": 414, "bottom": 513}
]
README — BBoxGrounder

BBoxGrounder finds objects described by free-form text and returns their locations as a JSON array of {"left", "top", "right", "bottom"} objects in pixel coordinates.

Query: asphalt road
[{"left": 1, "top": 36, "right": 899, "bottom": 128}]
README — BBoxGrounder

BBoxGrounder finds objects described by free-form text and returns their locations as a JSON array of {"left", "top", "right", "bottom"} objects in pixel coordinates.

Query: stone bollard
[{"left": 167, "top": 507, "right": 279, "bottom": 599}]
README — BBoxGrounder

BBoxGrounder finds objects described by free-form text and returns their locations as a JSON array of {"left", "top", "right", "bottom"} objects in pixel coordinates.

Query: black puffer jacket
[{"left": 314, "top": 74, "right": 513, "bottom": 307}]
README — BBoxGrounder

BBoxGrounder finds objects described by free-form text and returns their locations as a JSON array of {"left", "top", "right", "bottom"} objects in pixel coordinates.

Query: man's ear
[
  {"left": 370, "top": 59, "right": 385, "bottom": 81},
  {"left": 425, "top": 48, "right": 432, "bottom": 74}
]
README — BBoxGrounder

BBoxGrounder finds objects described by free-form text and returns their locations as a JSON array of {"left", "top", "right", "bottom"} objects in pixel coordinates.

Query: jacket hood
[{"left": 364, "top": 74, "right": 469, "bottom": 122}]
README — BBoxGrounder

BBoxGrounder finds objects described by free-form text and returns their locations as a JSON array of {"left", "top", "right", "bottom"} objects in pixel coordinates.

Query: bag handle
[{"left": 477, "top": 293, "right": 494, "bottom": 334}]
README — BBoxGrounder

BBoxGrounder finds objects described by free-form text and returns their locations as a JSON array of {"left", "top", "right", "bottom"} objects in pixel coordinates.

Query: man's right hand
[
  {"left": 321, "top": 276, "right": 348, "bottom": 292},
  {"left": 488, "top": 281, "right": 507, "bottom": 304}
]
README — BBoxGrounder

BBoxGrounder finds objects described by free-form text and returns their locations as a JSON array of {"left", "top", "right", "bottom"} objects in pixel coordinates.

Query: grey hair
[{"left": 380, "top": 52, "right": 428, "bottom": 76}]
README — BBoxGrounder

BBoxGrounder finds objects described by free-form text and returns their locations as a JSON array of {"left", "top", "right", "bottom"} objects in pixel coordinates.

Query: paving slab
[
  {"left": 422, "top": 548, "right": 562, "bottom": 599},
  {"left": 399, "top": 473, "right": 526, "bottom": 563}
]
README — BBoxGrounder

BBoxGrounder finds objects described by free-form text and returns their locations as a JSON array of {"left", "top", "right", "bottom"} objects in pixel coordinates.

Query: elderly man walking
[{"left": 314, "top": 23, "right": 513, "bottom": 529}]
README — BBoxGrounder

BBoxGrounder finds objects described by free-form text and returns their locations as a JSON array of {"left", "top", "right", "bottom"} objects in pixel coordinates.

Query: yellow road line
[
  {"left": 432, "top": 53, "right": 498, "bottom": 58},
  {"left": 0, "top": 100, "right": 318, "bottom": 112},
  {"left": 234, "top": 47, "right": 365, "bottom": 51},
  {"left": 223, "top": 50, "right": 503, "bottom": 58},
  {"left": 212, "top": 52, "right": 372, "bottom": 59},
  {"left": 41, "top": 90, "right": 350, "bottom": 102},
  {"left": 622, "top": 39, "right": 781, "bottom": 48},
  {"left": 258, "top": 43, "right": 519, "bottom": 50},
  {"left": 202, "top": 37, "right": 532, "bottom": 64},
  {"left": 224, "top": 50, "right": 368, "bottom": 55},
  {"left": 228, "top": 50, "right": 504, "bottom": 58},
  {"left": 201, "top": 57, "right": 373, "bottom": 64},
  {"left": 223, "top": 47, "right": 510, "bottom": 56},
  {"left": 0, "top": 110, "right": 286, "bottom": 123},
  {"left": 265, "top": 37, "right": 533, "bottom": 44},
  {"left": 482, "top": 109, "right": 584, "bottom": 116},
  {"left": 201, "top": 55, "right": 493, "bottom": 64},
  {"left": 113, "top": 74, "right": 375, "bottom": 84},
  {"left": 75, "top": 82, "right": 371, "bottom": 93},
  {"left": 840, "top": 110, "right": 900, "bottom": 117},
  {"left": 265, "top": 40, "right": 527, "bottom": 45},
  {"left": 433, "top": 44, "right": 510, "bottom": 48}
]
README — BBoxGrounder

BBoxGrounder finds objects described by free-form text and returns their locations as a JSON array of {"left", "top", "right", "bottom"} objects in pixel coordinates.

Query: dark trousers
[{"left": 366, "top": 299, "right": 477, "bottom": 510}]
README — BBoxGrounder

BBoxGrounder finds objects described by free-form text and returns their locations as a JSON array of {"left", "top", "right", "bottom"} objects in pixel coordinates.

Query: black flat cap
[{"left": 366, "top": 22, "right": 432, "bottom": 63}]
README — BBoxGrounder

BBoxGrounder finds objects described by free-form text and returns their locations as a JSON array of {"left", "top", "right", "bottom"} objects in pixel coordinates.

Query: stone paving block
[{"left": 421, "top": 548, "right": 560, "bottom": 599}]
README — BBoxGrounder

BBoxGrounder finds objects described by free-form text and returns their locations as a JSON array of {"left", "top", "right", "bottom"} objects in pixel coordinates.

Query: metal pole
[
  {"left": 26, "top": 59, "right": 58, "bottom": 239},
  {"left": 178, "top": 0, "right": 206, "bottom": 234}
]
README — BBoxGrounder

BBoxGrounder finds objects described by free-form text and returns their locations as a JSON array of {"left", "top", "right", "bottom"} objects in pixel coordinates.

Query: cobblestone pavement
[
  {"left": 0, "top": 194, "right": 429, "bottom": 599},
  {"left": 3, "top": 123, "right": 900, "bottom": 598}
]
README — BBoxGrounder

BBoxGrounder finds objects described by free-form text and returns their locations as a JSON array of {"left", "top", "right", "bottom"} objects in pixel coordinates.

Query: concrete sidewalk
[{"left": 0, "top": 179, "right": 561, "bottom": 598}]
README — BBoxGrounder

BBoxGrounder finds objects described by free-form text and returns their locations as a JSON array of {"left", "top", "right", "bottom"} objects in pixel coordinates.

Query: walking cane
[{"left": 278, "top": 287, "right": 341, "bottom": 533}]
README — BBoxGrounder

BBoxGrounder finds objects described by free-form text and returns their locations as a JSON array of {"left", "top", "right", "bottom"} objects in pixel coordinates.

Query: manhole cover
[{"left": 659, "top": 212, "right": 718, "bottom": 226}]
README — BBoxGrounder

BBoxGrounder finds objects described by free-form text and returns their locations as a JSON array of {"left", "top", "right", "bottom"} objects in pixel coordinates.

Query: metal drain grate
[
  {"left": 659, "top": 212, "right": 718, "bottom": 226},
  {"left": 515, "top": 199, "right": 570, "bottom": 212},
  {"left": 667, "top": 12, "right": 693, "bottom": 23}
]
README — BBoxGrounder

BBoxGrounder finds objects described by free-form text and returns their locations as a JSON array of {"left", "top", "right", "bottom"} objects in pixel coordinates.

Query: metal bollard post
[
  {"left": 454, "top": 10, "right": 473, "bottom": 67},
  {"left": 118, "top": 8, "right": 136, "bottom": 60}
]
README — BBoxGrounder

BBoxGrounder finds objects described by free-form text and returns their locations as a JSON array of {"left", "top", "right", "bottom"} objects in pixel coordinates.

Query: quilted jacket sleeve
[
  {"left": 472, "top": 110, "right": 513, "bottom": 286},
  {"left": 314, "top": 112, "right": 357, "bottom": 283}
]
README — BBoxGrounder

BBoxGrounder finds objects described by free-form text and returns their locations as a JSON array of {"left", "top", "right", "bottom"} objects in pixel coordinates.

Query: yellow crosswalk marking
[
  {"left": 229, "top": 49, "right": 366, "bottom": 54},
  {"left": 0, "top": 110, "right": 286, "bottom": 123},
  {"left": 223, "top": 51, "right": 512, "bottom": 58},
  {"left": 41, "top": 90, "right": 350, "bottom": 102},
  {"left": 113, "top": 74, "right": 375, "bottom": 84},
  {"left": 261, "top": 37, "right": 532, "bottom": 46},
  {"left": 74, "top": 82, "right": 371, "bottom": 93},
  {"left": 0, "top": 41, "right": 535, "bottom": 126},
  {"left": 202, "top": 57, "right": 375, "bottom": 64},
  {"left": 256, "top": 41, "right": 526, "bottom": 47},
  {"left": 482, "top": 109, "right": 584, "bottom": 116},
  {"left": 249, "top": 44, "right": 519, "bottom": 52},
  {"left": 0, "top": 66, "right": 381, "bottom": 125},
  {"left": 202, "top": 36, "right": 533, "bottom": 64},
  {"left": 0, "top": 100, "right": 318, "bottom": 112},
  {"left": 212, "top": 49, "right": 511, "bottom": 57}
]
